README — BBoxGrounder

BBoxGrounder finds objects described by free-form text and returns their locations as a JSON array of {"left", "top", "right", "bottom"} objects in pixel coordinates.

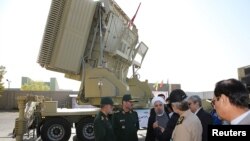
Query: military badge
[{"left": 176, "top": 116, "right": 184, "bottom": 125}]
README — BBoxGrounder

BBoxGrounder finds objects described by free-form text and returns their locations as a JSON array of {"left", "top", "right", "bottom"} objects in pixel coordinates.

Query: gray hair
[
  {"left": 188, "top": 95, "right": 202, "bottom": 107},
  {"left": 172, "top": 100, "right": 189, "bottom": 111}
]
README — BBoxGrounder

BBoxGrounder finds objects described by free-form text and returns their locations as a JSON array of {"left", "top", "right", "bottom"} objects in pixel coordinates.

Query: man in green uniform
[
  {"left": 112, "top": 94, "right": 139, "bottom": 141},
  {"left": 94, "top": 97, "right": 115, "bottom": 141}
]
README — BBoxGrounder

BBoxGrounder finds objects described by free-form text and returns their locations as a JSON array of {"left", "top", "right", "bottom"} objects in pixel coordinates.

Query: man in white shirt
[{"left": 212, "top": 78, "right": 250, "bottom": 125}]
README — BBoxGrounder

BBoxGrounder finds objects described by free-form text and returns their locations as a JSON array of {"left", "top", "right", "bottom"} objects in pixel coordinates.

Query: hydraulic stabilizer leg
[{"left": 15, "top": 96, "right": 27, "bottom": 141}]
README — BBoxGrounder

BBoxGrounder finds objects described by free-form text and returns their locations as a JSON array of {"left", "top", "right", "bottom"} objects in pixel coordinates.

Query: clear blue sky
[{"left": 0, "top": 0, "right": 250, "bottom": 91}]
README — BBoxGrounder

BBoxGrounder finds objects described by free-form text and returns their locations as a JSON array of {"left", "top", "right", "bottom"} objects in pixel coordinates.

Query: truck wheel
[
  {"left": 76, "top": 118, "right": 95, "bottom": 141},
  {"left": 41, "top": 117, "right": 71, "bottom": 141}
]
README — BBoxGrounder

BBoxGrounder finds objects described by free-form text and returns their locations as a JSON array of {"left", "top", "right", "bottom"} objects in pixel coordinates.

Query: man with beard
[
  {"left": 145, "top": 96, "right": 169, "bottom": 141},
  {"left": 94, "top": 97, "right": 115, "bottom": 141},
  {"left": 112, "top": 94, "right": 139, "bottom": 141}
]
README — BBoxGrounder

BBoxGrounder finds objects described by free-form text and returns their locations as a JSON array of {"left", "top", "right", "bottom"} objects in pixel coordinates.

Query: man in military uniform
[
  {"left": 94, "top": 97, "right": 115, "bottom": 141},
  {"left": 112, "top": 94, "right": 139, "bottom": 141},
  {"left": 168, "top": 89, "right": 202, "bottom": 141}
]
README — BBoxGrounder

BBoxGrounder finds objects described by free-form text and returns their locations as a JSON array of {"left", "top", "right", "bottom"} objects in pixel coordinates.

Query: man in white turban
[{"left": 145, "top": 96, "right": 169, "bottom": 141}]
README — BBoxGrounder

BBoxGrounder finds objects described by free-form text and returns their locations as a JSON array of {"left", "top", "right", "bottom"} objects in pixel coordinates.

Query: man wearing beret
[
  {"left": 112, "top": 94, "right": 139, "bottom": 141},
  {"left": 94, "top": 97, "right": 115, "bottom": 141},
  {"left": 168, "top": 89, "right": 202, "bottom": 141}
]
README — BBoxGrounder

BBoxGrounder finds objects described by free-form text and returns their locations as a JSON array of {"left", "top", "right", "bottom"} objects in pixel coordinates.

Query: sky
[{"left": 0, "top": 0, "right": 250, "bottom": 92}]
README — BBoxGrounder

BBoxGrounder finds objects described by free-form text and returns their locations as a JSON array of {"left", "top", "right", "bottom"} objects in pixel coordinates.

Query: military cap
[
  {"left": 101, "top": 97, "right": 114, "bottom": 105},
  {"left": 167, "top": 89, "right": 187, "bottom": 103},
  {"left": 122, "top": 94, "right": 138, "bottom": 102}
]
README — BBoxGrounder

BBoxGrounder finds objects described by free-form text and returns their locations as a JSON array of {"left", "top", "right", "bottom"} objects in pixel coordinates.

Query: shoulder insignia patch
[
  {"left": 114, "top": 111, "right": 120, "bottom": 114},
  {"left": 176, "top": 116, "right": 184, "bottom": 125}
]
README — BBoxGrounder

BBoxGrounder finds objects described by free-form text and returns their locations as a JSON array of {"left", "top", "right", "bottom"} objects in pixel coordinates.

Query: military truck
[{"left": 14, "top": 0, "right": 151, "bottom": 141}]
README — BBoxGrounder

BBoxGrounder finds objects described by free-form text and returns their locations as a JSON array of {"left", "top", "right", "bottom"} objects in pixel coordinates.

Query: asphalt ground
[{"left": 0, "top": 110, "right": 146, "bottom": 141}]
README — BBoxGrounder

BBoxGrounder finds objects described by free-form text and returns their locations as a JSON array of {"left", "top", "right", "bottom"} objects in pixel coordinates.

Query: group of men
[
  {"left": 94, "top": 94, "right": 139, "bottom": 141},
  {"left": 146, "top": 89, "right": 211, "bottom": 141},
  {"left": 94, "top": 78, "right": 250, "bottom": 141}
]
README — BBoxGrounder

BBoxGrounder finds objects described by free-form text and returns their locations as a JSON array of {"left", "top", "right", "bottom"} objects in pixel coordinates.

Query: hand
[
  {"left": 153, "top": 121, "right": 159, "bottom": 129},
  {"left": 159, "top": 126, "right": 165, "bottom": 133}
]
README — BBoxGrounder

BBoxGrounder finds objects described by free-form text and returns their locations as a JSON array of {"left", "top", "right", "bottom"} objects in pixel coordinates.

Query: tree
[
  {"left": 21, "top": 81, "right": 50, "bottom": 91},
  {"left": 0, "top": 66, "right": 6, "bottom": 96}
]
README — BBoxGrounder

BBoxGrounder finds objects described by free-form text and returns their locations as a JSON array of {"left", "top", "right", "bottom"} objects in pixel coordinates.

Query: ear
[{"left": 220, "top": 94, "right": 230, "bottom": 105}]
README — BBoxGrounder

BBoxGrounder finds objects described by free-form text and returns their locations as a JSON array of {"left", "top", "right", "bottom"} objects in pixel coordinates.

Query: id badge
[{"left": 120, "top": 119, "right": 125, "bottom": 129}]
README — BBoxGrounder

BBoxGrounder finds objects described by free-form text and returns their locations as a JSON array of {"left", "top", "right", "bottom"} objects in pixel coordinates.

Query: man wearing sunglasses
[{"left": 213, "top": 78, "right": 250, "bottom": 124}]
